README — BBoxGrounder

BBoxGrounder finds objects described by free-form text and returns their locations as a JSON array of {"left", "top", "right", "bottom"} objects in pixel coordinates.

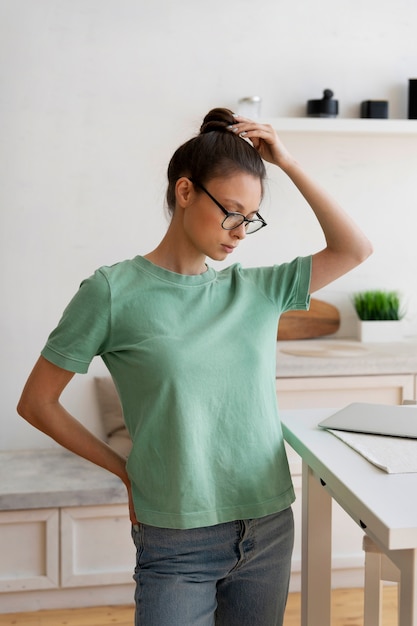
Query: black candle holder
[{"left": 307, "top": 89, "right": 338, "bottom": 118}]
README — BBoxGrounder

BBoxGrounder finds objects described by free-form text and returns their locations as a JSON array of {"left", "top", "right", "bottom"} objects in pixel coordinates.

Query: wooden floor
[{"left": 0, "top": 586, "right": 398, "bottom": 626}]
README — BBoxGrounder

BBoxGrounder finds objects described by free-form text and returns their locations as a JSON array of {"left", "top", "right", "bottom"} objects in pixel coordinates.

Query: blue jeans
[{"left": 131, "top": 507, "right": 294, "bottom": 626}]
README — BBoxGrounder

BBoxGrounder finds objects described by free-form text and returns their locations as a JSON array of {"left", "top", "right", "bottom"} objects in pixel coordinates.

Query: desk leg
[
  {"left": 301, "top": 461, "right": 332, "bottom": 626},
  {"left": 389, "top": 548, "right": 417, "bottom": 626}
]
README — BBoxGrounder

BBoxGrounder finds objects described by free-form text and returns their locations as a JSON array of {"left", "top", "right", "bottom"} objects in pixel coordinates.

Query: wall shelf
[{"left": 267, "top": 117, "right": 417, "bottom": 135}]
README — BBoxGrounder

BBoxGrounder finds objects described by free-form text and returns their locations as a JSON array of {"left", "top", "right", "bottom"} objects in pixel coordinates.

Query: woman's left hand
[{"left": 228, "top": 115, "right": 293, "bottom": 169}]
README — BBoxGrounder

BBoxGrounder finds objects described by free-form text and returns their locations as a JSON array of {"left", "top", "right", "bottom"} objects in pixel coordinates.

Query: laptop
[{"left": 318, "top": 402, "right": 417, "bottom": 439}]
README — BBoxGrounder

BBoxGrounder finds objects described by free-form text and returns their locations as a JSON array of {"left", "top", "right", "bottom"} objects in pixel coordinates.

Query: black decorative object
[
  {"left": 408, "top": 79, "right": 417, "bottom": 119},
  {"left": 360, "top": 100, "right": 389, "bottom": 119},
  {"left": 307, "top": 89, "right": 338, "bottom": 118}
]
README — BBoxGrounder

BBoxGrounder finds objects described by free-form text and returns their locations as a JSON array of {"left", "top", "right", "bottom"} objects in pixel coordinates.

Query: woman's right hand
[
  {"left": 228, "top": 115, "right": 293, "bottom": 169},
  {"left": 125, "top": 480, "right": 139, "bottom": 525}
]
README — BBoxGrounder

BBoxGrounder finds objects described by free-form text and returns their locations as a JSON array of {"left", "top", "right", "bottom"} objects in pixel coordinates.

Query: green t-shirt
[{"left": 42, "top": 255, "right": 311, "bottom": 529}]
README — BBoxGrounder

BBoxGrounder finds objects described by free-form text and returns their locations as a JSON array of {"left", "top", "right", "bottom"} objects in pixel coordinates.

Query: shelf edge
[{"left": 265, "top": 118, "right": 417, "bottom": 135}]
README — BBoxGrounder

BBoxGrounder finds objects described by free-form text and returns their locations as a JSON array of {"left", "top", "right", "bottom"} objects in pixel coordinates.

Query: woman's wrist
[{"left": 276, "top": 153, "right": 300, "bottom": 175}]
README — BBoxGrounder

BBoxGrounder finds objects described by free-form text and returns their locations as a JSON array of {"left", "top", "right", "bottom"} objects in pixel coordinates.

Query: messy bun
[
  {"left": 166, "top": 107, "right": 266, "bottom": 215},
  {"left": 199, "top": 107, "right": 235, "bottom": 134}
]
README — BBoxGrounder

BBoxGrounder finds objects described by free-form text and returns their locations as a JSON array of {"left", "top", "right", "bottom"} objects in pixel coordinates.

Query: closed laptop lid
[{"left": 318, "top": 403, "right": 417, "bottom": 439}]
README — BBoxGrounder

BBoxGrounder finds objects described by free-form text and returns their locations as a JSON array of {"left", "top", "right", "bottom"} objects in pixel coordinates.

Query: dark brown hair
[{"left": 166, "top": 107, "right": 266, "bottom": 214}]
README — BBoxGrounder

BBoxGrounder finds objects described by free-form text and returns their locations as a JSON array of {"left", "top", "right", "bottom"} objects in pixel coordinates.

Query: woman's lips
[{"left": 222, "top": 244, "right": 236, "bottom": 253}]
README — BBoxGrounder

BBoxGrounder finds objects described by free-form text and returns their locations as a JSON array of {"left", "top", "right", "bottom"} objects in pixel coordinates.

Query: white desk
[{"left": 281, "top": 408, "right": 417, "bottom": 626}]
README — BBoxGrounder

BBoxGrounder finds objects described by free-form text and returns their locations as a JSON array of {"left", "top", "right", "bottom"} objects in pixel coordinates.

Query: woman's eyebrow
[{"left": 223, "top": 198, "right": 259, "bottom": 214}]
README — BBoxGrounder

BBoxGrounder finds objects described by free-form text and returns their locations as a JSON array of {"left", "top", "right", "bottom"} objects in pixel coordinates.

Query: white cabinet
[
  {"left": 0, "top": 448, "right": 136, "bottom": 611},
  {"left": 277, "top": 373, "right": 415, "bottom": 410},
  {"left": 0, "top": 504, "right": 134, "bottom": 610},
  {"left": 277, "top": 373, "right": 416, "bottom": 591}
]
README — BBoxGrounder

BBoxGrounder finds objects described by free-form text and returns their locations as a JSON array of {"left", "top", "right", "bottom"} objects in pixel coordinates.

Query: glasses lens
[
  {"left": 222, "top": 213, "right": 266, "bottom": 233},
  {"left": 222, "top": 214, "right": 245, "bottom": 230},
  {"left": 245, "top": 220, "right": 264, "bottom": 234}
]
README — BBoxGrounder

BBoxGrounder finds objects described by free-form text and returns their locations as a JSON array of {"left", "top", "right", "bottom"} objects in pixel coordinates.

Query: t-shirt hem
[
  {"left": 41, "top": 346, "right": 90, "bottom": 374},
  {"left": 134, "top": 487, "right": 296, "bottom": 530},
  {"left": 292, "top": 256, "right": 312, "bottom": 310}
]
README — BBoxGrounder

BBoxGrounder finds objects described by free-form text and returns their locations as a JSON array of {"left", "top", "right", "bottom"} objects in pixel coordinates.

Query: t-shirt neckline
[{"left": 133, "top": 255, "right": 217, "bottom": 286}]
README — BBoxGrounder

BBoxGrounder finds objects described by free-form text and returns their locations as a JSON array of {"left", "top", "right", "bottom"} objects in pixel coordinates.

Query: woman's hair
[{"left": 166, "top": 107, "right": 266, "bottom": 215}]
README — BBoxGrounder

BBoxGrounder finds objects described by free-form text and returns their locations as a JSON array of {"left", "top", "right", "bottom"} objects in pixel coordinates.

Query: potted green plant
[{"left": 353, "top": 290, "right": 405, "bottom": 342}]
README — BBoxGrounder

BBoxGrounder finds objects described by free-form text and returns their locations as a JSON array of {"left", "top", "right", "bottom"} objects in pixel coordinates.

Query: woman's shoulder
[
  {"left": 91, "top": 256, "right": 144, "bottom": 283},
  {"left": 218, "top": 256, "right": 311, "bottom": 279}
]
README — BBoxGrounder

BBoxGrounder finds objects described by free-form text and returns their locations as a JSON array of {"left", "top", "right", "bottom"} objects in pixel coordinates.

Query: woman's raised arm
[{"left": 228, "top": 117, "right": 373, "bottom": 292}]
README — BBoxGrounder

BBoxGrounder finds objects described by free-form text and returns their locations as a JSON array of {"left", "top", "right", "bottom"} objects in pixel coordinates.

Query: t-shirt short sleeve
[
  {"left": 41, "top": 269, "right": 111, "bottom": 374},
  {"left": 239, "top": 256, "right": 312, "bottom": 314}
]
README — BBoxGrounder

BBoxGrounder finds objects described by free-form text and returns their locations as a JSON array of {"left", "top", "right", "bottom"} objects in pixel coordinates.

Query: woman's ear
[{"left": 175, "top": 177, "right": 194, "bottom": 208}]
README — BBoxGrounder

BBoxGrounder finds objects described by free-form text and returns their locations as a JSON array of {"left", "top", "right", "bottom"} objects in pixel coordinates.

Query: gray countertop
[
  {"left": 276, "top": 339, "right": 417, "bottom": 378},
  {"left": 0, "top": 448, "right": 127, "bottom": 511}
]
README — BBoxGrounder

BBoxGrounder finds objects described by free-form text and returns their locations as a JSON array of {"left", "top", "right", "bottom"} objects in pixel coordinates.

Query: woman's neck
[{"left": 144, "top": 234, "right": 207, "bottom": 276}]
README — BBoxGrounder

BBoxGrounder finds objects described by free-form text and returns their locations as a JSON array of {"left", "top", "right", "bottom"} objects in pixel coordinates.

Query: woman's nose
[{"left": 233, "top": 223, "right": 247, "bottom": 239}]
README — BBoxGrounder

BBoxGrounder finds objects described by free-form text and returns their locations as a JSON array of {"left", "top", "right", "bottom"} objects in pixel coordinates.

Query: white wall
[{"left": 2, "top": 0, "right": 417, "bottom": 450}]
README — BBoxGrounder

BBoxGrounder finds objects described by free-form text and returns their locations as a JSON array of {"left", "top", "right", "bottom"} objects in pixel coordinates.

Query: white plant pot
[{"left": 357, "top": 319, "right": 404, "bottom": 342}]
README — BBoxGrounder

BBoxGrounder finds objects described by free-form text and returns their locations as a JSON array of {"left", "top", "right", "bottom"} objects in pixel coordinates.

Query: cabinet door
[
  {"left": 0, "top": 508, "right": 59, "bottom": 592},
  {"left": 61, "top": 504, "right": 135, "bottom": 587}
]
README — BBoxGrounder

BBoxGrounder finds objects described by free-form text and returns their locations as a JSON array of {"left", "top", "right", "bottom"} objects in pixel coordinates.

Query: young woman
[{"left": 18, "top": 108, "right": 372, "bottom": 626}]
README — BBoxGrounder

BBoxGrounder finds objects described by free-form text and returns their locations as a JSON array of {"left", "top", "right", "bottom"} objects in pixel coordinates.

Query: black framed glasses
[{"left": 190, "top": 179, "right": 267, "bottom": 234}]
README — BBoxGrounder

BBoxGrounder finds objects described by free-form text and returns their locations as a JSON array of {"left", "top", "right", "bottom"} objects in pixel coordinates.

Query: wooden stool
[{"left": 363, "top": 534, "right": 400, "bottom": 626}]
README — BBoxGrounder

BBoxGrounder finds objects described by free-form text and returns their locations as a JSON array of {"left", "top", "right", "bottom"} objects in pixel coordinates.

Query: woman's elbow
[
  {"left": 356, "top": 237, "right": 374, "bottom": 265},
  {"left": 17, "top": 386, "right": 45, "bottom": 426},
  {"left": 16, "top": 392, "right": 35, "bottom": 423},
  {"left": 16, "top": 357, "right": 74, "bottom": 425}
]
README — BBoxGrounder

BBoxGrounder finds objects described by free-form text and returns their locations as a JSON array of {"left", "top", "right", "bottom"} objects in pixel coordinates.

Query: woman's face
[{"left": 183, "top": 172, "right": 263, "bottom": 262}]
